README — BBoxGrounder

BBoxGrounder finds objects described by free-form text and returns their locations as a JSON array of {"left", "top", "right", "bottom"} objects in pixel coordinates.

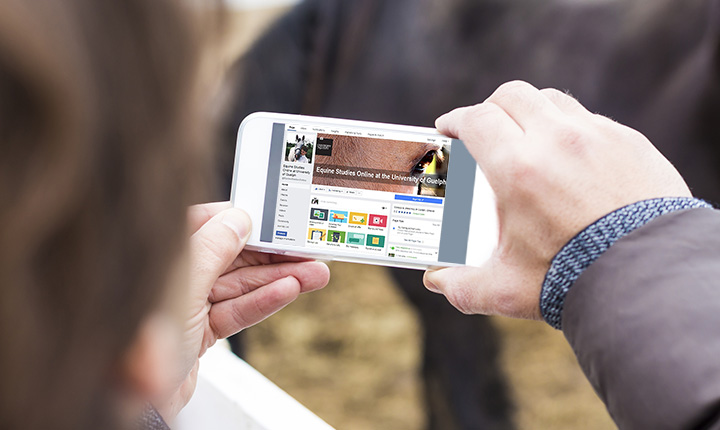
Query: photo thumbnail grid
[{"left": 308, "top": 205, "right": 388, "bottom": 249}]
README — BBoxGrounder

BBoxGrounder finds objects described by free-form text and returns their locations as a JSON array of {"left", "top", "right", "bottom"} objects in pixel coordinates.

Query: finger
[
  {"left": 436, "top": 105, "right": 477, "bottom": 138},
  {"left": 424, "top": 266, "right": 490, "bottom": 314},
  {"left": 423, "top": 260, "right": 542, "bottom": 320},
  {"left": 222, "top": 250, "right": 315, "bottom": 274},
  {"left": 189, "top": 208, "right": 252, "bottom": 299},
  {"left": 436, "top": 102, "right": 522, "bottom": 140},
  {"left": 209, "top": 276, "right": 302, "bottom": 338},
  {"left": 485, "top": 80, "right": 564, "bottom": 131},
  {"left": 209, "top": 261, "right": 330, "bottom": 303},
  {"left": 187, "top": 201, "right": 232, "bottom": 234},
  {"left": 539, "top": 88, "right": 591, "bottom": 117},
  {"left": 436, "top": 102, "right": 524, "bottom": 166}
]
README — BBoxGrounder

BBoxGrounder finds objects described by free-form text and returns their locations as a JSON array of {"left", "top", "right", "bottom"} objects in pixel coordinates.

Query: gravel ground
[{"left": 244, "top": 262, "right": 616, "bottom": 429}]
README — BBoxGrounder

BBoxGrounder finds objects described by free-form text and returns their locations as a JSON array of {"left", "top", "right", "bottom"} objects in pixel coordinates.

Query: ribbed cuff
[
  {"left": 540, "top": 197, "right": 713, "bottom": 330},
  {"left": 137, "top": 404, "right": 170, "bottom": 430}
]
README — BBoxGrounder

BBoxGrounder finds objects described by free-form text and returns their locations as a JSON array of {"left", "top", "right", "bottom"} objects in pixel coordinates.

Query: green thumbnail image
[
  {"left": 366, "top": 234, "right": 385, "bottom": 248},
  {"left": 347, "top": 232, "right": 365, "bottom": 245},
  {"left": 327, "top": 230, "right": 346, "bottom": 244}
]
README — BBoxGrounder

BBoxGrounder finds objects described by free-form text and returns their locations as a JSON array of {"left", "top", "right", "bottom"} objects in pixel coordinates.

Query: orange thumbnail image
[
  {"left": 307, "top": 228, "right": 327, "bottom": 241},
  {"left": 329, "top": 210, "right": 348, "bottom": 223},
  {"left": 349, "top": 212, "right": 368, "bottom": 225}
]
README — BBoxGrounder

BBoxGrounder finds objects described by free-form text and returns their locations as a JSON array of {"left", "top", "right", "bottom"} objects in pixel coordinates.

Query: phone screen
[{"left": 258, "top": 121, "right": 477, "bottom": 265}]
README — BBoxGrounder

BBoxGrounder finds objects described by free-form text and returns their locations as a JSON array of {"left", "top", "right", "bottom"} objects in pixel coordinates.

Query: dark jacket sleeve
[
  {"left": 562, "top": 208, "right": 720, "bottom": 430},
  {"left": 139, "top": 406, "right": 169, "bottom": 430}
]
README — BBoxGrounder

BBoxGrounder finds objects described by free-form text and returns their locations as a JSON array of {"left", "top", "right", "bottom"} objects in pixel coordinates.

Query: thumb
[
  {"left": 424, "top": 256, "right": 543, "bottom": 319},
  {"left": 423, "top": 265, "right": 494, "bottom": 315},
  {"left": 435, "top": 105, "right": 473, "bottom": 138},
  {"left": 189, "top": 208, "right": 252, "bottom": 297}
]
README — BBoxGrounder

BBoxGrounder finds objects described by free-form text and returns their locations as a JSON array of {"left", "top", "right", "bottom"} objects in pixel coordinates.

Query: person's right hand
[
  {"left": 159, "top": 202, "right": 329, "bottom": 421},
  {"left": 424, "top": 80, "right": 691, "bottom": 320}
]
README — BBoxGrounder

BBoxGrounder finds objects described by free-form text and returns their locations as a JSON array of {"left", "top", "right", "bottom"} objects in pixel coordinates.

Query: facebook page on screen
[{"left": 262, "top": 121, "right": 457, "bottom": 263}]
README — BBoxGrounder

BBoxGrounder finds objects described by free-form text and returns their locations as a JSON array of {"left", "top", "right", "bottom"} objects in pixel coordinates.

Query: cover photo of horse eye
[{"left": 311, "top": 133, "right": 449, "bottom": 197}]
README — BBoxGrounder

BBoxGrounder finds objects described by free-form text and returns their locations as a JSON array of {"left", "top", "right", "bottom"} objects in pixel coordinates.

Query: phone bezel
[{"left": 232, "top": 112, "right": 497, "bottom": 270}]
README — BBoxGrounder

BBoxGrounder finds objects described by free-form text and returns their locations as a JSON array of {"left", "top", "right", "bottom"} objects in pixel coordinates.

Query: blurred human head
[{"left": 0, "top": 1, "right": 213, "bottom": 429}]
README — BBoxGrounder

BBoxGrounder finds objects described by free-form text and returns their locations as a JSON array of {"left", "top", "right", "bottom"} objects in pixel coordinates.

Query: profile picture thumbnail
[{"left": 285, "top": 133, "right": 315, "bottom": 164}]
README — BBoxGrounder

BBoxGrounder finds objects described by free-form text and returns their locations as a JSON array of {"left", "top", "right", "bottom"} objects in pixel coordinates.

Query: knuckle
[
  {"left": 496, "top": 80, "right": 533, "bottom": 96},
  {"left": 207, "top": 287, "right": 218, "bottom": 303},
  {"left": 445, "top": 286, "right": 475, "bottom": 315},
  {"left": 196, "top": 226, "right": 238, "bottom": 259},
  {"left": 235, "top": 275, "right": 255, "bottom": 296},
  {"left": 490, "top": 80, "right": 538, "bottom": 110},
  {"left": 541, "top": 88, "right": 585, "bottom": 111},
  {"left": 194, "top": 233, "right": 227, "bottom": 263},
  {"left": 539, "top": 87, "right": 565, "bottom": 101},
  {"left": 505, "top": 152, "right": 538, "bottom": 184},
  {"left": 208, "top": 314, "right": 222, "bottom": 339},
  {"left": 552, "top": 122, "right": 587, "bottom": 148},
  {"left": 251, "top": 294, "right": 269, "bottom": 319},
  {"left": 230, "top": 299, "right": 255, "bottom": 331},
  {"left": 465, "top": 102, "right": 503, "bottom": 123},
  {"left": 489, "top": 288, "right": 521, "bottom": 318},
  {"left": 268, "top": 265, "right": 289, "bottom": 288}
]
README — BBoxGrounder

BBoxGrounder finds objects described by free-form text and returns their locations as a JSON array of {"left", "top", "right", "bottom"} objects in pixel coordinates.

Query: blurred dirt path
[{"left": 245, "top": 263, "right": 616, "bottom": 429}]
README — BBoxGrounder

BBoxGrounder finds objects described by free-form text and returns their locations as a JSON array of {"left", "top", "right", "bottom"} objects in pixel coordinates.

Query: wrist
[{"left": 540, "top": 197, "right": 713, "bottom": 330}]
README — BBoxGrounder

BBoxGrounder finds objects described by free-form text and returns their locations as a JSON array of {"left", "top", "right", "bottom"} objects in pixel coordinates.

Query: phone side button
[
  {"left": 286, "top": 251, "right": 334, "bottom": 262},
  {"left": 313, "top": 255, "right": 334, "bottom": 262},
  {"left": 254, "top": 248, "right": 285, "bottom": 256}
]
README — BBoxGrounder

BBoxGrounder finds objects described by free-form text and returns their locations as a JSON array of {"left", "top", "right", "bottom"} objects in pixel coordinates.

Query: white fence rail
[{"left": 176, "top": 343, "right": 334, "bottom": 430}]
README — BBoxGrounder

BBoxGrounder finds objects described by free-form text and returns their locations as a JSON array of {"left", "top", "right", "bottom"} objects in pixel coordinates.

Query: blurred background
[
  {"left": 243, "top": 262, "right": 614, "bottom": 430},
  {"left": 222, "top": 2, "right": 615, "bottom": 429}
]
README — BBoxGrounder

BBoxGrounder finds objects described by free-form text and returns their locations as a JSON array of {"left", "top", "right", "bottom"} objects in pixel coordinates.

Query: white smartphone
[{"left": 231, "top": 112, "right": 497, "bottom": 270}]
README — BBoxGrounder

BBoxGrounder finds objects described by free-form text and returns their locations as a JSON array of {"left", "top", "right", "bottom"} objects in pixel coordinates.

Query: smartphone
[{"left": 231, "top": 112, "right": 497, "bottom": 270}]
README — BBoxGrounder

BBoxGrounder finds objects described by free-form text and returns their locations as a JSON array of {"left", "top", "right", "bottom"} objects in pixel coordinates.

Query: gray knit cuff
[
  {"left": 540, "top": 197, "right": 713, "bottom": 330},
  {"left": 137, "top": 404, "right": 170, "bottom": 430}
]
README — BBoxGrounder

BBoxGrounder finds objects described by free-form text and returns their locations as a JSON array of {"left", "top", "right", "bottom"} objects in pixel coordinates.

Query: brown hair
[{"left": 0, "top": 1, "right": 213, "bottom": 429}]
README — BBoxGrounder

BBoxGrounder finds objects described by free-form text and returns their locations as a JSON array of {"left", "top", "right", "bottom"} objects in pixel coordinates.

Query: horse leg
[{"left": 388, "top": 267, "right": 515, "bottom": 430}]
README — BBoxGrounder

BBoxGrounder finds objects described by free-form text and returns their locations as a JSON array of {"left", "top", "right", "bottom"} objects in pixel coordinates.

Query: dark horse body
[{"left": 223, "top": 1, "right": 720, "bottom": 428}]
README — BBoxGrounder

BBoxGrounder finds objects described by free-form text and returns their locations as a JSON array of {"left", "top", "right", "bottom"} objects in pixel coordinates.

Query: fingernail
[
  {"left": 424, "top": 273, "right": 441, "bottom": 293},
  {"left": 435, "top": 114, "right": 448, "bottom": 129},
  {"left": 222, "top": 210, "right": 251, "bottom": 240}
]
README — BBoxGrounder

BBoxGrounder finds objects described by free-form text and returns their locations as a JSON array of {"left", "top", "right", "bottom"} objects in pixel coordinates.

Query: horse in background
[{"left": 222, "top": 0, "right": 720, "bottom": 428}]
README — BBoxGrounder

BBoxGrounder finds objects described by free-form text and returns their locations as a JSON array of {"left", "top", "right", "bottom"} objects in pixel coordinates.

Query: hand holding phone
[{"left": 425, "top": 81, "right": 692, "bottom": 318}]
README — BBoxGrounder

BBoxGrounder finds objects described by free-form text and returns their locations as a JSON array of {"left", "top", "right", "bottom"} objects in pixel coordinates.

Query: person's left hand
[
  {"left": 423, "top": 81, "right": 690, "bottom": 320},
  {"left": 160, "top": 201, "right": 330, "bottom": 419}
]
